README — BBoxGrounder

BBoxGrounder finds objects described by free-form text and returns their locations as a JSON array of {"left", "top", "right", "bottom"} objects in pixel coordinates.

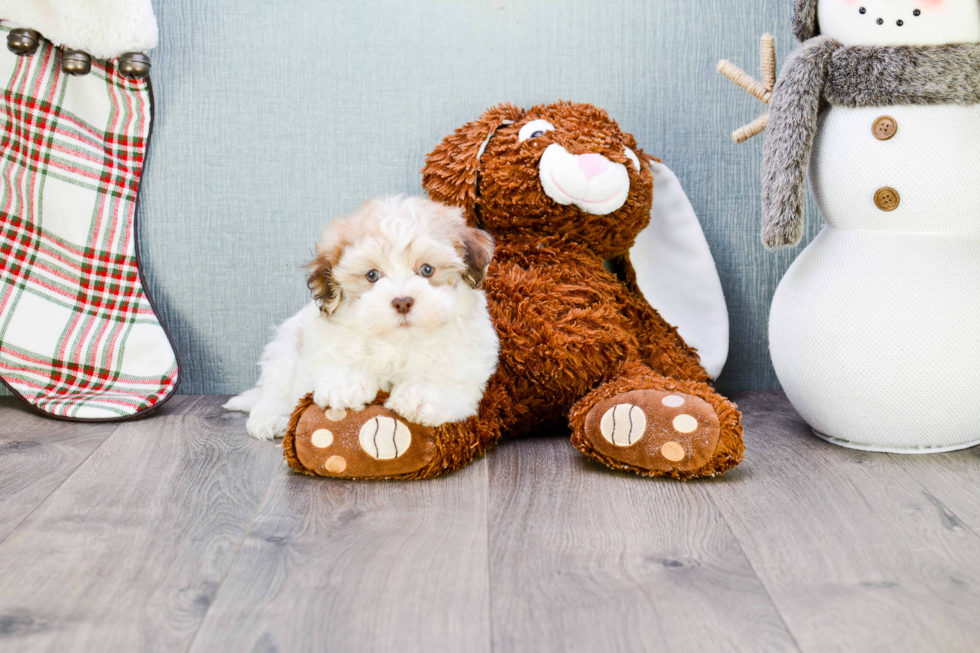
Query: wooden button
[
  {"left": 873, "top": 116, "right": 897, "bottom": 141},
  {"left": 874, "top": 187, "right": 900, "bottom": 212}
]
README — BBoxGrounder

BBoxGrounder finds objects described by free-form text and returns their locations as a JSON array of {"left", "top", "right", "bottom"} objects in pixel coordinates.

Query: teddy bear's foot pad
[
  {"left": 288, "top": 402, "right": 438, "bottom": 479},
  {"left": 581, "top": 389, "right": 721, "bottom": 475}
]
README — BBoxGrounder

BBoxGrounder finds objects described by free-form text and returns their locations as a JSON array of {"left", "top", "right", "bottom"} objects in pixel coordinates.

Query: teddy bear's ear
[
  {"left": 422, "top": 104, "right": 526, "bottom": 217},
  {"left": 628, "top": 160, "right": 730, "bottom": 379}
]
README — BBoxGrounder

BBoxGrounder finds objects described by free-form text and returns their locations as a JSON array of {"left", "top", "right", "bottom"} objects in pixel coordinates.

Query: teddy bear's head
[{"left": 422, "top": 102, "right": 655, "bottom": 258}]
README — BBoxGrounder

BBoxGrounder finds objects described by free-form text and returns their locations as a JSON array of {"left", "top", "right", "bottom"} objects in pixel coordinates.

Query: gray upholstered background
[{"left": 138, "top": 0, "right": 820, "bottom": 395}]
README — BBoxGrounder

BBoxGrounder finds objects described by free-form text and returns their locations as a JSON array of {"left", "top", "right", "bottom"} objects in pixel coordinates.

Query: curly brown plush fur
[
  {"left": 417, "top": 101, "right": 743, "bottom": 479},
  {"left": 286, "top": 101, "right": 743, "bottom": 480}
]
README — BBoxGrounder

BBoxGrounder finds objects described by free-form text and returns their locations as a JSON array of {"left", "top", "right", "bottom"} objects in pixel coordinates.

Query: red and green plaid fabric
[{"left": 0, "top": 25, "right": 178, "bottom": 420}]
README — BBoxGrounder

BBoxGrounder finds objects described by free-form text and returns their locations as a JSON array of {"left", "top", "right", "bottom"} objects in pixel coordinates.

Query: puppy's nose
[
  {"left": 577, "top": 153, "right": 609, "bottom": 179},
  {"left": 391, "top": 297, "right": 415, "bottom": 315}
]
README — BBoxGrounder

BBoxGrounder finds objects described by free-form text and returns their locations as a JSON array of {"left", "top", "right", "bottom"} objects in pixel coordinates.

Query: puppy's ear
[
  {"left": 421, "top": 104, "right": 526, "bottom": 219},
  {"left": 457, "top": 227, "right": 495, "bottom": 289},
  {"left": 306, "top": 246, "right": 343, "bottom": 315}
]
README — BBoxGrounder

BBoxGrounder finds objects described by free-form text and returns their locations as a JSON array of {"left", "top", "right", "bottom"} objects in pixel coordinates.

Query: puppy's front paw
[
  {"left": 385, "top": 386, "right": 468, "bottom": 427},
  {"left": 312, "top": 380, "right": 342, "bottom": 411},
  {"left": 313, "top": 372, "right": 378, "bottom": 412},
  {"left": 246, "top": 409, "right": 291, "bottom": 440}
]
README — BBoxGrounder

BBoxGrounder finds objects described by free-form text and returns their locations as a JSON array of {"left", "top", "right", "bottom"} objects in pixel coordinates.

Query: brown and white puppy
[{"left": 225, "top": 196, "right": 498, "bottom": 439}]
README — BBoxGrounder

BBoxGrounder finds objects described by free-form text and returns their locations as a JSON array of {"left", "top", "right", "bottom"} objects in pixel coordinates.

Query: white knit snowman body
[{"left": 768, "top": 0, "right": 980, "bottom": 451}]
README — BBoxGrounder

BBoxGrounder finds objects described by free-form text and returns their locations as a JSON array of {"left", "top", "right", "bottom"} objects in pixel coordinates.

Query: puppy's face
[{"left": 307, "top": 197, "right": 494, "bottom": 339}]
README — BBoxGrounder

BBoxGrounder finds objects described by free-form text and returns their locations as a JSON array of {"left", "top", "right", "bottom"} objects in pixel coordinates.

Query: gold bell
[
  {"left": 7, "top": 28, "right": 41, "bottom": 56},
  {"left": 118, "top": 52, "right": 151, "bottom": 79},
  {"left": 62, "top": 50, "right": 92, "bottom": 76}
]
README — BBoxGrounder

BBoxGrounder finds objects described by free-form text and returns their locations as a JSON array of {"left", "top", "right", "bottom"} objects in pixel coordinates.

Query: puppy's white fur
[{"left": 225, "top": 196, "right": 499, "bottom": 440}]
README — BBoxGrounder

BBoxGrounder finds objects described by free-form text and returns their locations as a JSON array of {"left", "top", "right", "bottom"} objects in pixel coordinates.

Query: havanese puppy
[{"left": 225, "top": 196, "right": 498, "bottom": 440}]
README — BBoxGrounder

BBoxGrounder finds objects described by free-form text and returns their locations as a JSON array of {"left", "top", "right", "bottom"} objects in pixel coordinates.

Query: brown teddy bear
[{"left": 284, "top": 101, "right": 743, "bottom": 480}]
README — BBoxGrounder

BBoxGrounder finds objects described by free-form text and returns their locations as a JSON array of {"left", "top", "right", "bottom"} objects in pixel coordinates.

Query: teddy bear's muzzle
[{"left": 539, "top": 144, "right": 631, "bottom": 216}]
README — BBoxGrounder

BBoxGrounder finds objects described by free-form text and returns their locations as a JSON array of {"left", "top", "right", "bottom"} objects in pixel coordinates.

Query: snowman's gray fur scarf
[
  {"left": 761, "top": 37, "right": 980, "bottom": 249},
  {"left": 792, "top": 0, "right": 819, "bottom": 42}
]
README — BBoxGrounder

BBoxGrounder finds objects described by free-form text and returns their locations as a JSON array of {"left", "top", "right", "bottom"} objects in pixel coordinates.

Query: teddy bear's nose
[
  {"left": 577, "top": 153, "right": 609, "bottom": 179},
  {"left": 391, "top": 297, "right": 415, "bottom": 315}
]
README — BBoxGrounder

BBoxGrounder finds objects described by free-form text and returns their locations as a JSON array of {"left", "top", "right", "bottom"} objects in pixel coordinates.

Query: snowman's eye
[
  {"left": 859, "top": 7, "right": 866, "bottom": 14},
  {"left": 913, "top": 9, "right": 921, "bottom": 17},
  {"left": 877, "top": 17, "right": 884, "bottom": 25},
  {"left": 518, "top": 119, "right": 555, "bottom": 142},
  {"left": 897, "top": 19, "right": 904, "bottom": 26}
]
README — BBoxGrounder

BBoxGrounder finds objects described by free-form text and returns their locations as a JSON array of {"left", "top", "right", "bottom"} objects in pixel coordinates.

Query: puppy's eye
[
  {"left": 518, "top": 119, "right": 555, "bottom": 142},
  {"left": 366, "top": 270, "right": 381, "bottom": 282},
  {"left": 419, "top": 264, "right": 434, "bottom": 278},
  {"left": 624, "top": 147, "right": 641, "bottom": 172}
]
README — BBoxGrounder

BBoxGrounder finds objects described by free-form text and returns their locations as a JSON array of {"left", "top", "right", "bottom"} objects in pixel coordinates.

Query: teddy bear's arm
[{"left": 609, "top": 254, "right": 710, "bottom": 384}]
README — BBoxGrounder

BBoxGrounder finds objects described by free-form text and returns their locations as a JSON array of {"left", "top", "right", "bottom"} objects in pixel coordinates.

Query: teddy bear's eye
[
  {"left": 518, "top": 119, "right": 555, "bottom": 142},
  {"left": 366, "top": 270, "right": 381, "bottom": 282},
  {"left": 624, "top": 147, "right": 641, "bottom": 172},
  {"left": 419, "top": 264, "right": 434, "bottom": 278},
  {"left": 859, "top": 7, "right": 866, "bottom": 14},
  {"left": 913, "top": 9, "right": 921, "bottom": 16}
]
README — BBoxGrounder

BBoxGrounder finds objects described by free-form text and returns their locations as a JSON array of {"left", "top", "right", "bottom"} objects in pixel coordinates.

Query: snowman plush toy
[{"left": 762, "top": 0, "right": 980, "bottom": 452}]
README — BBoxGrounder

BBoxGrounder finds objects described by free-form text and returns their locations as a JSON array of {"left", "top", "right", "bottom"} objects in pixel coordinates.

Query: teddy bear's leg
[
  {"left": 283, "top": 382, "right": 509, "bottom": 480},
  {"left": 568, "top": 362, "right": 743, "bottom": 479}
]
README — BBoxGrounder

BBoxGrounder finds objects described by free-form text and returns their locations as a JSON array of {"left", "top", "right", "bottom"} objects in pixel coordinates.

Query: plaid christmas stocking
[{"left": 0, "top": 25, "right": 178, "bottom": 420}]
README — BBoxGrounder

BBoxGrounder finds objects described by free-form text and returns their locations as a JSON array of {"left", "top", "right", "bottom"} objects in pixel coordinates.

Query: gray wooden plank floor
[
  {"left": 0, "top": 404, "right": 120, "bottom": 544},
  {"left": 0, "top": 392, "right": 978, "bottom": 653}
]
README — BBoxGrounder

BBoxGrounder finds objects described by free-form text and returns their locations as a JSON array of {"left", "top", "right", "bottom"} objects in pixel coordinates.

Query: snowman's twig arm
[
  {"left": 761, "top": 37, "right": 840, "bottom": 250},
  {"left": 718, "top": 34, "right": 777, "bottom": 143},
  {"left": 718, "top": 60, "right": 772, "bottom": 104},
  {"left": 761, "top": 34, "right": 777, "bottom": 90},
  {"left": 733, "top": 113, "right": 769, "bottom": 144}
]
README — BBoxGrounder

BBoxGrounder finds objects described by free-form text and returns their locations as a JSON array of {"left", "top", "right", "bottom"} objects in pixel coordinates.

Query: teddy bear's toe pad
[
  {"left": 583, "top": 389, "right": 720, "bottom": 475},
  {"left": 290, "top": 403, "right": 437, "bottom": 479}
]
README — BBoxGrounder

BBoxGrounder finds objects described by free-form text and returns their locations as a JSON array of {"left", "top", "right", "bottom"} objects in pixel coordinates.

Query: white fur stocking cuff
[{"left": 0, "top": 0, "right": 157, "bottom": 60}]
